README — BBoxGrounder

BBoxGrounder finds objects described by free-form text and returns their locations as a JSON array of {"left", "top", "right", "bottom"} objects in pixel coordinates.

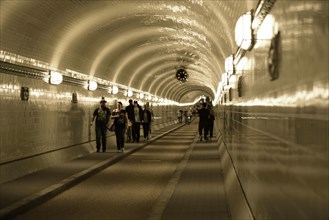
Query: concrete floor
[{"left": 4, "top": 121, "right": 230, "bottom": 220}]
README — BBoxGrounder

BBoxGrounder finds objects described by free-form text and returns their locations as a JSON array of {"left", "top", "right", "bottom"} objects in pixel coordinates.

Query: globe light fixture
[
  {"left": 235, "top": 11, "right": 253, "bottom": 50},
  {"left": 88, "top": 80, "right": 97, "bottom": 91},
  {"left": 127, "top": 89, "right": 133, "bottom": 97},
  {"left": 225, "top": 55, "right": 235, "bottom": 76},
  {"left": 112, "top": 85, "right": 119, "bottom": 94}
]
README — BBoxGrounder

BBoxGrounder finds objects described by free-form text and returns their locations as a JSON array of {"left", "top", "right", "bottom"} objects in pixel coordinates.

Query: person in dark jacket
[
  {"left": 111, "top": 101, "right": 128, "bottom": 153},
  {"left": 132, "top": 100, "right": 143, "bottom": 142},
  {"left": 142, "top": 103, "right": 152, "bottom": 141},
  {"left": 198, "top": 102, "right": 210, "bottom": 142},
  {"left": 90, "top": 97, "right": 111, "bottom": 152},
  {"left": 125, "top": 99, "right": 134, "bottom": 142}
]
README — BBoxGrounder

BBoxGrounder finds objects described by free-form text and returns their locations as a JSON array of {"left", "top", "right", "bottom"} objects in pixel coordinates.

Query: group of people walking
[
  {"left": 197, "top": 102, "right": 215, "bottom": 142},
  {"left": 176, "top": 108, "right": 193, "bottom": 124},
  {"left": 90, "top": 97, "right": 215, "bottom": 153},
  {"left": 125, "top": 99, "right": 153, "bottom": 143},
  {"left": 90, "top": 98, "right": 153, "bottom": 153}
]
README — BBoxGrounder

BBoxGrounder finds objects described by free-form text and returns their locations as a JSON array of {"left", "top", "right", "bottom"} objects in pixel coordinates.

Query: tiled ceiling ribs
[{"left": 0, "top": 0, "right": 251, "bottom": 103}]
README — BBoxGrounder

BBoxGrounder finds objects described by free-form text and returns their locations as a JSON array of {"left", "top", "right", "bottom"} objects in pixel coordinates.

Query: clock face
[{"left": 176, "top": 69, "right": 188, "bottom": 82}]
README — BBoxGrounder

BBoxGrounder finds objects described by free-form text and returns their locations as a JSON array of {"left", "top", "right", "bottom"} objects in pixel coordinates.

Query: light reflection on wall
[
  {"left": 254, "top": 14, "right": 279, "bottom": 49},
  {"left": 0, "top": 83, "right": 20, "bottom": 95},
  {"left": 0, "top": 50, "right": 179, "bottom": 106},
  {"left": 236, "top": 82, "right": 329, "bottom": 108},
  {"left": 30, "top": 89, "right": 72, "bottom": 100}
]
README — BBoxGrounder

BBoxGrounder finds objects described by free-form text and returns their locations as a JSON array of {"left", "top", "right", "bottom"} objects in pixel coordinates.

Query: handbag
[{"left": 109, "top": 124, "right": 115, "bottom": 132}]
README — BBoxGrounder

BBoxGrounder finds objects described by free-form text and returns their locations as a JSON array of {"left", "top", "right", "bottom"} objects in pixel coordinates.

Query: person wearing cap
[{"left": 90, "top": 97, "right": 111, "bottom": 152}]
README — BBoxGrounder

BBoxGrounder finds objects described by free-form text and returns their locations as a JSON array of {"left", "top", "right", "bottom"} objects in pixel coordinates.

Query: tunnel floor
[{"left": 1, "top": 121, "right": 230, "bottom": 220}]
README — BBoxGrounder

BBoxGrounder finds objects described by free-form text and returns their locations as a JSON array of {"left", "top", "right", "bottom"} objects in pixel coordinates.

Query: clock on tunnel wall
[{"left": 176, "top": 68, "right": 189, "bottom": 83}]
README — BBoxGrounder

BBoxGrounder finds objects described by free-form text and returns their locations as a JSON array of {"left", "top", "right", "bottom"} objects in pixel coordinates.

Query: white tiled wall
[
  {"left": 218, "top": 1, "right": 328, "bottom": 219},
  {"left": 0, "top": 73, "right": 177, "bottom": 183}
]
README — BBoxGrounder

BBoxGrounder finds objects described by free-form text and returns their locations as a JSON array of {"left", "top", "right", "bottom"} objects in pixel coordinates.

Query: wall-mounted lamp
[
  {"left": 255, "top": 14, "right": 279, "bottom": 49},
  {"left": 139, "top": 93, "right": 144, "bottom": 99},
  {"left": 235, "top": 57, "right": 250, "bottom": 74},
  {"left": 112, "top": 86, "right": 119, "bottom": 94},
  {"left": 49, "top": 70, "right": 63, "bottom": 85},
  {"left": 225, "top": 55, "right": 235, "bottom": 76},
  {"left": 228, "top": 75, "right": 239, "bottom": 89},
  {"left": 43, "top": 70, "right": 63, "bottom": 85},
  {"left": 88, "top": 80, "right": 97, "bottom": 91},
  {"left": 127, "top": 89, "right": 133, "bottom": 97},
  {"left": 221, "top": 73, "right": 228, "bottom": 87},
  {"left": 235, "top": 11, "right": 254, "bottom": 51}
]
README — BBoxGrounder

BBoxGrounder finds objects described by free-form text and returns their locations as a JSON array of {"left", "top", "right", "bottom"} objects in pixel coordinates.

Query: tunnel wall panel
[
  {"left": 0, "top": 73, "right": 178, "bottom": 183},
  {"left": 217, "top": 1, "right": 328, "bottom": 219}
]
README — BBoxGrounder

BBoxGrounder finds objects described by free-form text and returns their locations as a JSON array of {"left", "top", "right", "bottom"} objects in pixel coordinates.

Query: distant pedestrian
[
  {"left": 147, "top": 102, "right": 154, "bottom": 138},
  {"left": 186, "top": 108, "right": 192, "bottom": 125},
  {"left": 111, "top": 101, "right": 128, "bottom": 153},
  {"left": 142, "top": 103, "right": 152, "bottom": 141},
  {"left": 198, "top": 103, "right": 210, "bottom": 142},
  {"left": 183, "top": 110, "right": 188, "bottom": 124},
  {"left": 177, "top": 110, "right": 182, "bottom": 123},
  {"left": 125, "top": 99, "right": 134, "bottom": 142},
  {"left": 132, "top": 100, "right": 143, "bottom": 142},
  {"left": 90, "top": 97, "right": 111, "bottom": 152}
]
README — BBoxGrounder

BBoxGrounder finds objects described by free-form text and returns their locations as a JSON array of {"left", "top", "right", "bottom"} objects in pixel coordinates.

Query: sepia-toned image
[{"left": 0, "top": 1, "right": 328, "bottom": 219}]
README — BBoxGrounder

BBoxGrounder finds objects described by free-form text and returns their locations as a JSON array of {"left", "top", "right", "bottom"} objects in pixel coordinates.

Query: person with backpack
[{"left": 90, "top": 97, "right": 111, "bottom": 152}]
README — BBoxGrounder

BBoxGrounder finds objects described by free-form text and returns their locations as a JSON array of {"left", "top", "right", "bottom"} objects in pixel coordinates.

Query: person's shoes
[
  {"left": 96, "top": 149, "right": 100, "bottom": 152},
  {"left": 102, "top": 149, "right": 106, "bottom": 152},
  {"left": 199, "top": 136, "right": 202, "bottom": 142},
  {"left": 121, "top": 148, "right": 125, "bottom": 153},
  {"left": 117, "top": 149, "right": 121, "bottom": 153}
]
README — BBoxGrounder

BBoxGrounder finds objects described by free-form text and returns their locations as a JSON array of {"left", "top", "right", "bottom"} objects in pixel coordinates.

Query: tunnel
[{"left": 0, "top": 0, "right": 328, "bottom": 219}]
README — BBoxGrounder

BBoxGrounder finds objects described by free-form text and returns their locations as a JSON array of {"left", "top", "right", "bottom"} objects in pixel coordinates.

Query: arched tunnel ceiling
[{"left": 0, "top": 0, "right": 254, "bottom": 103}]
